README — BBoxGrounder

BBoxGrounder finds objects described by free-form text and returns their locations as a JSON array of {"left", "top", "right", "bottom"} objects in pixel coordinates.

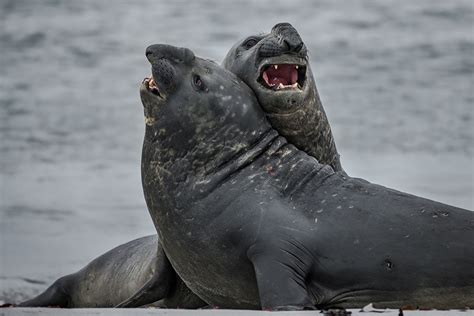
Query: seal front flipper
[
  {"left": 115, "top": 242, "right": 174, "bottom": 307},
  {"left": 247, "top": 243, "right": 315, "bottom": 310}
]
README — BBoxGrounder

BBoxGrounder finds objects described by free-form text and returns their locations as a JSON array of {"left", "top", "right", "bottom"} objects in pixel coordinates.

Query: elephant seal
[
  {"left": 17, "top": 235, "right": 203, "bottom": 308},
  {"left": 18, "top": 235, "right": 159, "bottom": 307},
  {"left": 17, "top": 23, "right": 347, "bottom": 309},
  {"left": 223, "top": 22, "right": 343, "bottom": 172},
  {"left": 142, "top": 43, "right": 474, "bottom": 310},
  {"left": 17, "top": 235, "right": 204, "bottom": 308}
]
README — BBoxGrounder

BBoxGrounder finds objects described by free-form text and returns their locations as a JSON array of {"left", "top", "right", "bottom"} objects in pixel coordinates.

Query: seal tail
[{"left": 18, "top": 275, "right": 73, "bottom": 308}]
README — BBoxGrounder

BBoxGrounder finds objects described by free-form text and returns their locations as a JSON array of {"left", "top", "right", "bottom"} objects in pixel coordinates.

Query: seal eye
[
  {"left": 193, "top": 74, "right": 206, "bottom": 91},
  {"left": 243, "top": 38, "right": 258, "bottom": 50}
]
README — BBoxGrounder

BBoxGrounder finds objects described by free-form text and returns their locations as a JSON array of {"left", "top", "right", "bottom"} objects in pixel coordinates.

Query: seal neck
[
  {"left": 266, "top": 81, "right": 343, "bottom": 173},
  {"left": 197, "top": 128, "right": 279, "bottom": 190},
  {"left": 141, "top": 114, "right": 275, "bottom": 195}
]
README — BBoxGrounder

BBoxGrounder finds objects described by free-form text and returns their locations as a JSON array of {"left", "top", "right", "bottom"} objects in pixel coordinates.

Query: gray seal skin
[
  {"left": 142, "top": 44, "right": 474, "bottom": 310},
  {"left": 223, "top": 22, "right": 343, "bottom": 172},
  {"left": 17, "top": 235, "right": 203, "bottom": 308},
  {"left": 17, "top": 23, "right": 347, "bottom": 309},
  {"left": 18, "top": 236, "right": 159, "bottom": 307}
]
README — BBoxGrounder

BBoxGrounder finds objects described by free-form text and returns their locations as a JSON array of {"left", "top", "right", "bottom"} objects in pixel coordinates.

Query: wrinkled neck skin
[
  {"left": 223, "top": 33, "right": 343, "bottom": 173},
  {"left": 142, "top": 117, "right": 334, "bottom": 232},
  {"left": 142, "top": 120, "right": 273, "bottom": 191},
  {"left": 266, "top": 68, "right": 343, "bottom": 173}
]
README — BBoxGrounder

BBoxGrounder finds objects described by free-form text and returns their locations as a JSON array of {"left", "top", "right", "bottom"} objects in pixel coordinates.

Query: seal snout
[
  {"left": 145, "top": 44, "right": 195, "bottom": 65},
  {"left": 143, "top": 44, "right": 196, "bottom": 99},
  {"left": 271, "top": 22, "right": 306, "bottom": 55}
]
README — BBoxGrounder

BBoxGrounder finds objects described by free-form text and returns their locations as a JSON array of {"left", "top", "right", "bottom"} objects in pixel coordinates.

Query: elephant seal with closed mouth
[
  {"left": 141, "top": 43, "right": 473, "bottom": 310},
  {"left": 16, "top": 235, "right": 203, "bottom": 308},
  {"left": 17, "top": 23, "right": 346, "bottom": 309}
]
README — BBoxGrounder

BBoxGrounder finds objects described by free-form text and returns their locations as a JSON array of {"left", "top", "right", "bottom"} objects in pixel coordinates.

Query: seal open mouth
[
  {"left": 259, "top": 64, "right": 306, "bottom": 91},
  {"left": 143, "top": 76, "right": 163, "bottom": 98}
]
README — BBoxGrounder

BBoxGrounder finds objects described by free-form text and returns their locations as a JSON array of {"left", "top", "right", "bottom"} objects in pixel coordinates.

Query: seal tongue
[{"left": 263, "top": 64, "right": 298, "bottom": 87}]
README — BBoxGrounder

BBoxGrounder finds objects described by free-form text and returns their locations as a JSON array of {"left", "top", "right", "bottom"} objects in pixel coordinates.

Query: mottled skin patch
[{"left": 141, "top": 44, "right": 473, "bottom": 310}]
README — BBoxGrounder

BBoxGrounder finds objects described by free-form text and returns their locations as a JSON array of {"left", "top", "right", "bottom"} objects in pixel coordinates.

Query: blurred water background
[{"left": 0, "top": 0, "right": 473, "bottom": 303}]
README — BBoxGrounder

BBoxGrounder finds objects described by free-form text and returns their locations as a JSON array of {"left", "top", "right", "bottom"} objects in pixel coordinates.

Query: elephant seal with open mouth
[
  {"left": 223, "top": 22, "right": 343, "bottom": 172},
  {"left": 141, "top": 43, "right": 473, "bottom": 310},
  {"left": 17, "top": 23, "right": 346, "bottom": 309}
]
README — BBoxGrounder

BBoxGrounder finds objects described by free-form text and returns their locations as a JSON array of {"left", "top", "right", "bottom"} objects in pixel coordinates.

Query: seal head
[{"left": 224, "top": 22, "right": 309, "bottom": 113}]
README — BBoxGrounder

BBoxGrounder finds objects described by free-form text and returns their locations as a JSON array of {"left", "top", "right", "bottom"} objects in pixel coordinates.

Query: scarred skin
[
  {"left": 141, "top": 44, "right": 474, "bottom": 310},
  {"left": 16, "top": 23, "right": 344, "bottom": 309}
]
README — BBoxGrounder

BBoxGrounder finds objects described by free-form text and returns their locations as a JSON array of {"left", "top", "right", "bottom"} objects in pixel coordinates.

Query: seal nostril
[
  {"left": 283, "top": 39, "right": 304, "bottom": 53},
  {"left": 283, "top": 39, "right": 291, "bottom": 52},
  {"left": 294, "top": 42, "right": 304, "bottom": 53}
]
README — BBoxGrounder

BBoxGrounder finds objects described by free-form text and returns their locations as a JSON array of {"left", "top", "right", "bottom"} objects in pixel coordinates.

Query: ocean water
[{"left": 0, "top": 0, "right": 473, "bottom": 303}]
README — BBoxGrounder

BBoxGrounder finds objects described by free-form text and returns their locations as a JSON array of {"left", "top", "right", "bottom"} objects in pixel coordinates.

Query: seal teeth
[
  {"left": 274, "top": 82, "right": 299, "bottom": 90},
  {"left": 147, "top": 78, "right": 162, "bottom": 96},
  {"left": 260, "top": 64, "right": 304, "bottom": 90}
]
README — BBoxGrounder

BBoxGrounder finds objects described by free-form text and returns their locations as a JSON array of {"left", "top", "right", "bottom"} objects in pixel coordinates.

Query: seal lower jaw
[{"left": 252, "top": 84, "right": 311, "bottom": 115}]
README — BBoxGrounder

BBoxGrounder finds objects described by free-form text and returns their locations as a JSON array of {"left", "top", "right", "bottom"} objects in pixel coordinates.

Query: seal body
[
  {"left": 18, "top": 235, "right": 204, "bottom": 308},
  {"left": 142, "top": 44, "right": 474, "bottom": 310},
  {"left": 223, "top": 22, "right": 343, "bottom": 172},
  {"left": 19, "top": 236, "right": 159, "bottom": 307}
]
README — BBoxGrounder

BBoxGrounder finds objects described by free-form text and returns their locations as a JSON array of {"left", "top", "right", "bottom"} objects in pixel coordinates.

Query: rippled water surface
[{"left": 1, "top": 0, "right": 473, "bottom": 303}]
